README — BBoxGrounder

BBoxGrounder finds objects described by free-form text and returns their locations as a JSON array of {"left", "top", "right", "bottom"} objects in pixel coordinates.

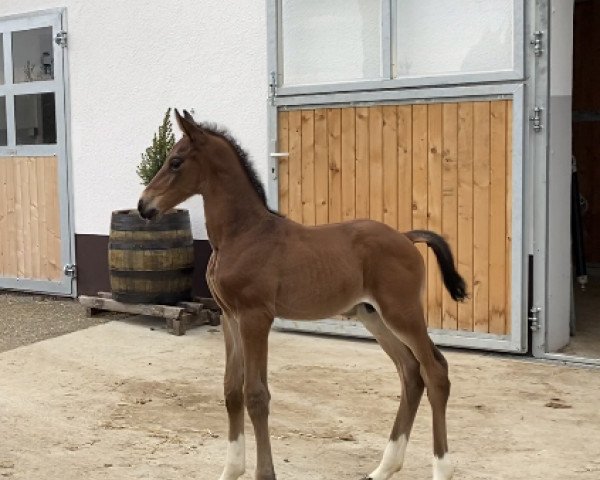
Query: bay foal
[{"left": 138, "top": 110, "right": 466, "bottom": 480}]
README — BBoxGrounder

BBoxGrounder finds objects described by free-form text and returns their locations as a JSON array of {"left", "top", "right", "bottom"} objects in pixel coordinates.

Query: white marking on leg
[
  {"left": 433, "top": 453, "right": 454, "bottom": 480},
  {"left": 368, "top": 435, "right": 408, "bottom": 480},
  {"left": 218, "top": 434, "right": 245, "bottom": 480}
]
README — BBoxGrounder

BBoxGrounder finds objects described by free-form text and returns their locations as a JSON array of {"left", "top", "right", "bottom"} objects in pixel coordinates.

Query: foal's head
[{"left": 138, "top": 109, "right": 232, "bottom": 220}]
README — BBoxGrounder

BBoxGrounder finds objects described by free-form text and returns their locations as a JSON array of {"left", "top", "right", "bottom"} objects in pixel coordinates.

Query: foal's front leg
[
  {"left": 239, "top": 310, "right": 276, "bottom": 480},
  {"left": 219, "top": 315, "right": 246, "bottom": 480}
]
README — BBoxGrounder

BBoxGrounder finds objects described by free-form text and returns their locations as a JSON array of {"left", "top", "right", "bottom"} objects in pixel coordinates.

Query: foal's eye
[{"left": 170, "top": 157, "right": 184, "bottom": 171}]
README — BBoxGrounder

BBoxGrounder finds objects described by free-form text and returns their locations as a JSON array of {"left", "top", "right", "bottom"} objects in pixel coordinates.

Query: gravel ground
[{"left": 0, "top": 292, "right": 122, "bottom": 353}]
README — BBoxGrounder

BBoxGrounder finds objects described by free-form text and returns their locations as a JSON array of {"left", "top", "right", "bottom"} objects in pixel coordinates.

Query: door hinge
[
  {"left": 64, "top": 264, "right": 77, "bottom": 277},
  {"left": 55, "top": 30, "right": 68, "bottom": 47},
  {"left": 530, "top": 30, "right": 544, "bottom": 57},
  {"left": 528, "top": 306, "right": 542, "bottom": 332},
  {"left": 529, "top": 107, "right": 543, "bottom": 132},
  {"left": 268, "top": 71, "right": 277, "bottom": 105}
]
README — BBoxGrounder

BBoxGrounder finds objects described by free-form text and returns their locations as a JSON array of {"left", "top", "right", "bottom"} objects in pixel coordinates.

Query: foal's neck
[{"left": 201, "top": 143, "right": 271, "bottom": 249}]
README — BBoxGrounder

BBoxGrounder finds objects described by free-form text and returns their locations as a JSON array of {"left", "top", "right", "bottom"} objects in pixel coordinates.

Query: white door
[{"left": 0, "top": 9, "right": 74, "bottom": 295}]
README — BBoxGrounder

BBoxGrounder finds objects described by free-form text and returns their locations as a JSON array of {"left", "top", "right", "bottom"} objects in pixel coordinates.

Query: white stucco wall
[{"left": 0, "top": 1, "right": 268, "bottom": 239}]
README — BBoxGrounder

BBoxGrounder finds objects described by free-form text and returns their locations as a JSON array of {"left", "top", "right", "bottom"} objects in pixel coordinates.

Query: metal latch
[
  {"left": 268, "top": 72, "right": 277, "bottom": 105},
  {"left": 528, "top": 306, "right": 541, "bottom": 331},
  {"left": 55, "top": 31, "right": 68, "bottom": 47},
  {"left": 64, "top": 264, "right": 77, "bottom": 277},
  {"left": 269, "top": 152, "right": 289, "bottom": 181},
  {"left": 529, "top": 107, "right": 543, "bottom": 132},
  {"left": 530, "top": 31, "right": 543, "bottom": 57}
]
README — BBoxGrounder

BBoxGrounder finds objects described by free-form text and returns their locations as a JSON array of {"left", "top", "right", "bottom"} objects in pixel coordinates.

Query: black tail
[{"left": 405, "top": 230, "right": 468, "bottom": 302}]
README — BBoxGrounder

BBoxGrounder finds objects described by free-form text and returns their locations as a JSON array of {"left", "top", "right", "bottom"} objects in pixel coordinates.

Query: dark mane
[{"left": 199, "top": 121, "right": 271, "bottom": 209}]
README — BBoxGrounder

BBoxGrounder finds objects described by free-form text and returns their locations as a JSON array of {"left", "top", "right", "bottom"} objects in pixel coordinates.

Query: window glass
[
  {"left": 395, "top": 0, "right": 514, "bottom": 77},
  {"left": 12, "top": 27, "right": 54, "bottom": 83},
  {"left": 15, "top": 93, "right": 57, "bottom": 145},
  {"left": 0, "top": 97, "right": 7, "bottom": 146},
  {"left": 282, "top": 0, "right": 381, "bottom": 85}
]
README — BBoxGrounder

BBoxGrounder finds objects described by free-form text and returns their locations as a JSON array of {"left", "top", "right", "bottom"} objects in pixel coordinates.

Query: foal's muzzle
[{"left": 138, "top": 198, "right": 158, "bottom": 221}]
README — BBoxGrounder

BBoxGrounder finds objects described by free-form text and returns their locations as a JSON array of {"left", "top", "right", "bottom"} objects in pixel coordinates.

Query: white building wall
[{"left": 0, "top": 0, "right": 269, "bottom": 239}]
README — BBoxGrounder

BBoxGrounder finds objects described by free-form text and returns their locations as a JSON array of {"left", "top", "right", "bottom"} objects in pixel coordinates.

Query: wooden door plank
[
  {"left": 314, "top": 108, "right": 329, "bottom": 225},
  {"left": 277, "top": 111, "right": 290, "bottom": 217},
  {"left": 341, "top": 108, "right": 356, "bottom": 221},
  {"left": 288, "top": 110, "right": 303, "bottom": 223},
  {"left": 28, "top": 157, "right": 41, "bottom": 279},
  {"left": 6, "top": 158, "right": 17, "bottom": 277},
  {"left": 355, "top": 107, "right": 370, "bottom": 219},
  {"left": 369, "top": 106, "right": 383, "bottom": 222},
  {"left": 505, "top": 102, "right": 513, "bottom": 334},
  {"left": 383, "top": 105, "right": 398, "bottom": 229},
  {"left": 301, "top": 110, "right": 316, "bottom": 226},
  {"left": 15, "top": 158, "right": 25, "bottom": 277},
  {"left": 328, "top": 108, "right": 342, "bottom": 223},
  {"left": 46, "top": 156, "right": 61, "bottom": 280},
  {"left": 36, "top": 157, "right": 49, "bottom": 280},
  {"left": 427, "top": 104, "right": 443, "bottom": 329},
  {"left": 0, "top": 159, "right": 6, "bottom": 276},
  {"left": 397, "top": 105, "right": 413, "bottom": 232},
  {"left": 442, "top": 103, "right": 459, "bottom": 330},
  {"left": 412, "top": 105, "right": 429, "bottom": 313},
  {"left": 473, "top": 102, "right": 491, "bottom": 333},
  {"left": 457, "top": 102, "right": 475, "bottom": 331},
  {"left": 489, "top": 101, "right": 508, "bottom": 335}
]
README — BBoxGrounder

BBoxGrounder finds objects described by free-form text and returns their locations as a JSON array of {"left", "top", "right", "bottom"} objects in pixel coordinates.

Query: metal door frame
[
  {"left": 0, "top": 8, "right": 75, "bottom": 296},
  {"left": 265, "top": 0, "right": 532, "bottom": 353}
]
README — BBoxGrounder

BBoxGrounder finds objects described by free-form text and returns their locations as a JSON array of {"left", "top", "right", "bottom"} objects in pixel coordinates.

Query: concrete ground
[{"left": 0, "top": 315, "right": 599, "bottom": 480}]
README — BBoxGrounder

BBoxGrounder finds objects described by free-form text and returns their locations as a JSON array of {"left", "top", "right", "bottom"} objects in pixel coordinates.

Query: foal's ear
[{"left": 174, "top": 108, "right": 201, "bottom": 139}]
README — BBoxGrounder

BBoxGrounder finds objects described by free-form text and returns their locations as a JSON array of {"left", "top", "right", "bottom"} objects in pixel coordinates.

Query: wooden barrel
[{"left": 108, "top": 209, "right": 194, "bottom": 305}]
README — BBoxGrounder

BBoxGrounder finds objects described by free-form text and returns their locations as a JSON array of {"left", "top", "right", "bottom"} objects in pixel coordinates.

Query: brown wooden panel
[
  {"left": 473, "top": 102, "right": 491, "bottom": 333},
  {"left": 383, "top": 105, "right": 398, "bottom": 229},
  {"left": 287, "top": 110, "right": 303, "bottom": 223},
  {"left": 412, "top": 105, "right": 429, "bottom": 310},
  {"left": 0, "top": 156, "right": 61, "bottom": 281},
  {"left": 369, "top": 106, "right": 384, "bottom": 222},
  {"left": 341, "top": 108, "right": 356, "bottom": 221},
  {"left": 489, "top": 101, "right": 507, "bottom": 334},
  {"left": 355, "top": 107, "right": 370, "bottom": 219},
  {"left": 442, "top": 103, "right": 459, "bottom": 331},
  {"left": 457, "top": 102, "right": 475, "bottom": 331},
  {"left": 0, "top": 159, "right": 6, "bottom": 276},
  {"left": 397, "top": 105, "right": 412, "bottom": 232},
  {"left": 427, "top": 104, "right": 443, "bottom": 329},
  {"left": 277, "top": 111, "right": 289, "bottom": 217},
  {"left": 505, "top": 105, "right": 513, "bottom": 334},
  {"left": 327, "top": 109, "right": 342, "bottom": 223},
  {"left": 314, "top": 109, "right": 329, "bottom": 225},
  {"left": 301, "top": 110, "right": 316, "bottom": 225},
  {"left": 277, "top": 100, "right": 513, "bottom": 336}
]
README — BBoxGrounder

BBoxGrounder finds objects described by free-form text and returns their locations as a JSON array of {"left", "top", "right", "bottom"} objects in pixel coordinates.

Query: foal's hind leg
[
  {"left": 357, "top": 305, "right": 424, "bottom": 480},
  {"left": 219, "top": 314, "right": 246, "bottom": 480},
  {"left": 375, "top": 299, "right": 454, "bottom": 480}
]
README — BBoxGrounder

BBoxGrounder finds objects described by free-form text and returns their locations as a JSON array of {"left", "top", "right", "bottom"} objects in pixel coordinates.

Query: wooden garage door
[{"left": 277, "top": 101, "right": 512, "bottom": 335}]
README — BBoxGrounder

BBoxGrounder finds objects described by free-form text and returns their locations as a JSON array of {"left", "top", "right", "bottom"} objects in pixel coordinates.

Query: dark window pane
[
  {"left": 15, "top": 93, "right": 56, "bottom": 145},
  {"left": 12, "top": 27, "right": 54, "bottom": 83},
  {"left": 0, "top": 35, "right": 4, "bottom": 84},
  {"left": 0, "top": 97, "right": 6, "bottom": 145}
]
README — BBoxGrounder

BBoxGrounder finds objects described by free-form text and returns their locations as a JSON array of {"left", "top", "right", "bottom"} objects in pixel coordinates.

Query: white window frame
[{"left": 270, "top": 0, "right": 525, "bottom": 96}]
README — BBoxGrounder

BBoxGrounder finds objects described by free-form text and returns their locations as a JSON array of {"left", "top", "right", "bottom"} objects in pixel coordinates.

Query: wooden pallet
[{"left": 78, "top": 292, "right": 221, "bottom": 336}]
